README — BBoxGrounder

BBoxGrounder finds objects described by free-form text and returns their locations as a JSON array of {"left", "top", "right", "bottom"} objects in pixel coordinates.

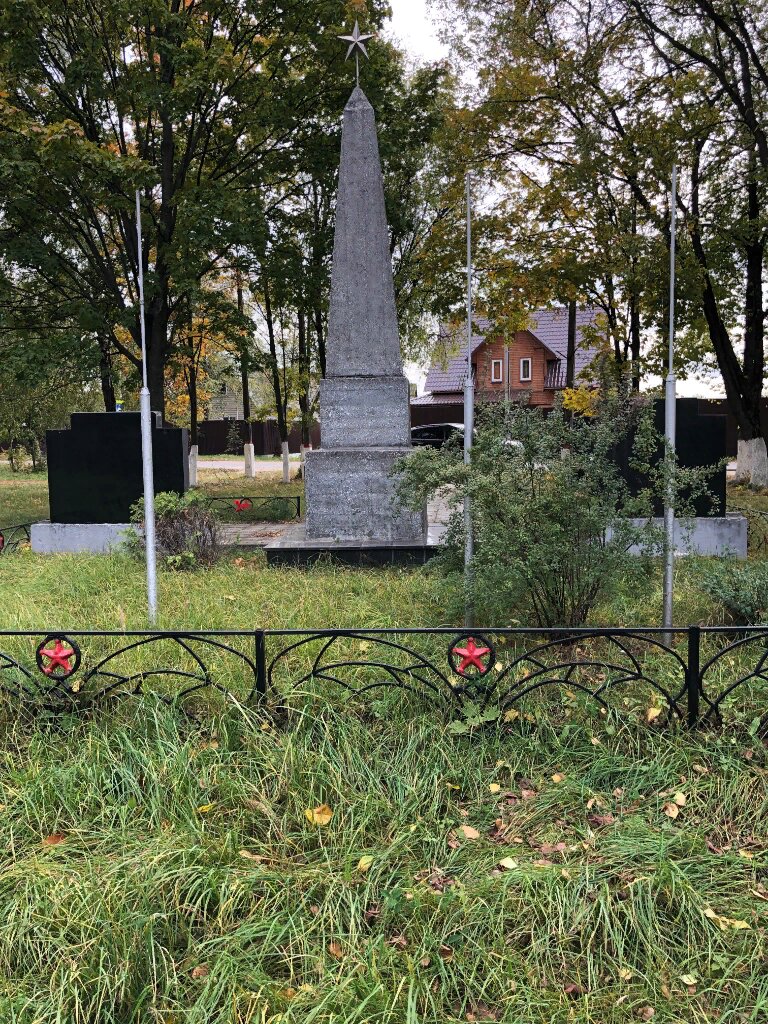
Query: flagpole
[
  {"left": 662, "top": 165, "right": 677, "bottom": 636},
  {"left": 464, "top": 172, "right": 475, "bottom": 628},
  {"left": 136, "top": 190, "right": 158, "bottom": 626}
]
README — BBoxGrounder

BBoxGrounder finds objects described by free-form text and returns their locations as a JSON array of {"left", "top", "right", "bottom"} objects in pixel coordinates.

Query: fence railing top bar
[
  {"left": 0, "top": 629, "right": 260, "bottom": 638},
  {"left": 261, "top": 626, "right": 694, "bottom": 637},
  {"left": 0, "top": 626, "right": 765, "bottom": 638}
]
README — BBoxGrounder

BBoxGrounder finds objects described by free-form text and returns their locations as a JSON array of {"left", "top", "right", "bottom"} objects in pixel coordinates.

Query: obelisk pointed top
[
  {"left": 344, "top": 85, "right": 373, "bottom": 111},
  {"left": 325, "top": 77, "right": 402, "bottom": 378}
]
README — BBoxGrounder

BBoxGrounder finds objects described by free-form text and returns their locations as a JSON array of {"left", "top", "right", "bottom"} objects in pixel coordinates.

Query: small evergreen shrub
[
  {"left": 225, "top": 420, "right": 242, "bottom": 454},
  {"left": 128, "top": 491, "right": 222, "bottom": 570},
  {"left": 695, "top": 558, "right": 768, "bottom": 625}
]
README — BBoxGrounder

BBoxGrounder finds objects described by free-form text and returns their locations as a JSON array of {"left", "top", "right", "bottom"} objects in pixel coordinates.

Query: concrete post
[
  {"left": 244, "top": 443, "right": 256, "bottom": 479},
  {"left": 188, "top": 444, "right": 198, "bottom": 487}
]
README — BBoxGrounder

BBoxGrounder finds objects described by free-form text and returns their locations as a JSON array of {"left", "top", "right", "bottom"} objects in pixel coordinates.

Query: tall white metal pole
[
  {"left": 662, "top": 165, "right": 677, "bottom": 634},
  {"left": 463, "top": 172, "right": 475, "bottom": 628},
  {"left": 136, "top": 190, "right": 158, "bottom": 626}
]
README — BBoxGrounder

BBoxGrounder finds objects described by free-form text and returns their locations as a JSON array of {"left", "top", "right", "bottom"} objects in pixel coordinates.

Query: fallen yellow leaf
[
  {"left": 551, "top": 773, "right": 565, "bottom": 783},
  {"left": 673, "top": 791, "right": 686, "bottom": 807},
  {"left": 646, "top": 707, "right": 663, "bottom": 723},
  {"left": 662, "top": 801, "right": 679, "bottom": 819},
  {"left": 503, "top": 709, "right": 519, "bottom": 722},
  {"left": 305, "top": 804, "right": 334, "bottom": 826},
  {"left": 488, "top": 783, "right": 501, "bottom": 794},
  {"left": 679, "top": 973, "right": 697, "bottom": 986},
  {"left": 357, "top": 855, "right": 374, "bottom": 873},
  {"left": 498, "top": 857, "right": 518, "bottom": 870},
  {"left": 197, "top": 803, "right": 214, "bottom": 814},
  {"left": 459, "top": 824, "right": 481, "bottom": 840},
  {"left": 618, "top": 967, "right": 633, "bottom": 981}
]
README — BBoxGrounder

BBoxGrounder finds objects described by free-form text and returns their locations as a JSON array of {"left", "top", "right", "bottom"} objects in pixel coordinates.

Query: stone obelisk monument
[{"left": 305, "top": 28, "right": 426, "bottom": 543}]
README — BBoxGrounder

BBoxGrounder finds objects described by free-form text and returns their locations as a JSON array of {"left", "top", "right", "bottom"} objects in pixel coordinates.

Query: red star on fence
[
  {"left": 451, "top": 637, "right": 492, "bottom": 675},
  {"left": 38, "top": 639, "right": 77, "bottom": 677}
]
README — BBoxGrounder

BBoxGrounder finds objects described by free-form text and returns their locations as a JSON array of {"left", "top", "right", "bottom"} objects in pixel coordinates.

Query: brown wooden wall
[{"left": 472, "top": 331, "right": 556, "bottom": 408}]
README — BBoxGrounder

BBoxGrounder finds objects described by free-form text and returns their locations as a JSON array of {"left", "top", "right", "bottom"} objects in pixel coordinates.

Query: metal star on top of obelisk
[{"left": 337, "top": 20, "right": 374, "bottom": 86}]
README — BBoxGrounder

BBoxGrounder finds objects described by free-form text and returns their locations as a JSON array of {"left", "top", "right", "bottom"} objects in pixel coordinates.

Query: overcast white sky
[{"left": 386, "top": 0, "right": 448, "bottom": 62}]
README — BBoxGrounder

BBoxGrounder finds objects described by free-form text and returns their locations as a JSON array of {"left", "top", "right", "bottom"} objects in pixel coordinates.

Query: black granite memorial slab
[
  {"left": 614, "top": 398, "right": 726, "bottom": 516},
  {"left": 47, "top": 412, "right": 188, "bottom": 524}
]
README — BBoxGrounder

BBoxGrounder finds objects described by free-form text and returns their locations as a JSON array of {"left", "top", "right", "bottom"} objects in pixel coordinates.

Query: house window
[
  {"left": 491, "top": 359, "right": 503, "bottom": 383},
  {"left": 520, "top": 357, "right": 532, "bottom": 382}
]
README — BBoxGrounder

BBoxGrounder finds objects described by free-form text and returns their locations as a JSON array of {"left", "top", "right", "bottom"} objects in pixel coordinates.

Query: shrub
[
  {"left": 397, "top": 394, "right": 713, "bottom": 628},
  {"left": 694, "top": 558, "right": 768, "bottom": 625},
  {"left": 128, "top": 491, "right": 222, "bottom": 570},
  {"left": 225, "top": 420, "right": 242, "bottom": 454}
]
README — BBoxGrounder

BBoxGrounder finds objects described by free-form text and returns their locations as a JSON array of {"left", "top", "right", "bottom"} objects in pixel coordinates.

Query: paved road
[{"left": 199, "top": 458, "right": 301, "bottom": 474}]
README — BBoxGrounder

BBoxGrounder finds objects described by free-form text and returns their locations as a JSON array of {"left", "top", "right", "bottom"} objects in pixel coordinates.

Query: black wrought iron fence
[
  {"left": 1, "top": 626, "right": 767, "bottom": 730},
  {"left": 0, "top": 524, "right": 31, "bottom": 554},
  {"left": 205, "top": 495, "right": 301, "bottom": 522},
  {"left": 730, "top": 505, "right": 768, "bottom": 556}
]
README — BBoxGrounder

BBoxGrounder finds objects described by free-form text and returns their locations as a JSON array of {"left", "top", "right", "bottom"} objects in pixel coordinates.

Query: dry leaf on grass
[
  {"left": 42, "top": 833, "right": 67, "bottom": 846},
  {"left": 305, "top": 804, "right": 333, "bottom": 826},
  {"left": 459, "top": 824, "right": 481, "bottom": 840},
  {"left": 704, "top": 907, "right": 751, "bottom": 931},
  {"left": 497, "top": 857, "right": 519, "bottom": 870},
  {"left": 488, "top": 783, "right": 501, "bottom": 794},
  {"left": 551, "top": 773, "right": 565, "bottom": 783},
  {"left": 357, "top": 855, "right": 374, "bottom": 873},
  {"left": 327, "top": 941, "right": 344, "bottom": 959},
  {"left": 191, "top": 964, "right": 209, "bottom": 980},
  {"left": 662, "top": 801, "right": 679, "bottom": 819}
]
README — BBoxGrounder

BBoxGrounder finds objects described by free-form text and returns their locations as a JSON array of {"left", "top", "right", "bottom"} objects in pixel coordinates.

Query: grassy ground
[
  {"left": 0, "top": 700, "right": 766, "bottom": 1023},
  {"left": 2, "top": 464, "right": 768, "bottom": 1022}
]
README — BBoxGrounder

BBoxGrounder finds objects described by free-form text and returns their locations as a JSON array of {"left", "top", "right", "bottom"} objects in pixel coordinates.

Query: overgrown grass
[
  {"left": 0, "top": 701, "right": 766, "bottom": 1023},
  {"left": 0, "top": 462, "right": 49, "bottom": 525},
  {"left": 2, "top": 465, "right": 767, "bottom": 1021}
]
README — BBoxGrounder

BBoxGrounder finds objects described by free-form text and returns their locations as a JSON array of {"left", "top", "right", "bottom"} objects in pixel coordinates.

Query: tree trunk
[
  {"left": 297, "top": 308, "right": 311, "bottom": 447},
  {"left": 688, "top": 151, "right": 767, "bottom": 482},
  {"left": 566, "top": 300, "right": 576, "bottom": 388},
  {"left": 263, "top": 274, "right": 289, "bottom": 449},
  {"left": 236, "top": 274, "right": 251, "bottom": 422},
  {"left": 99, "top": 337, "right": 117, "bottom": 411}
]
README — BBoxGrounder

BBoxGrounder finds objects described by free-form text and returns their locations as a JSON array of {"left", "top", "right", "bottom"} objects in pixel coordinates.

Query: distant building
[{"left": 413, "top": 308, "right": 603, "bottom": 417}]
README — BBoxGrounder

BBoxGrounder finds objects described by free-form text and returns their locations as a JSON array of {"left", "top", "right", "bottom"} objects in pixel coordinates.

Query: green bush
[
  {"left": 694, "top": 558, "right": 768, "bottom": 625},
  {"left": 397, "top": 394, "right": 713, "bottom": 628},
  {"left": 128, "top": 490, "right": 222, "bottom": 570}
]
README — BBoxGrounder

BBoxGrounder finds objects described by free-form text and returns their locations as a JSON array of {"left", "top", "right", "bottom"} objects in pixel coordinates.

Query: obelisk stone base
[
  {"left": 305, "top": 448, "right": 426, "bottom": 542},
  {"left": 319, "top": 375, "right": 411, "bottom": 448}
]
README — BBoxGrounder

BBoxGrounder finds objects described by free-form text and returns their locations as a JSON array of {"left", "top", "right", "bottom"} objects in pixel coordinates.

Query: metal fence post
[
  {"left": 255, "top": 631, "right": 267, "bottom": 697},
  {"left": 686, "top": 625, "right": 700, "bottom": 728}
]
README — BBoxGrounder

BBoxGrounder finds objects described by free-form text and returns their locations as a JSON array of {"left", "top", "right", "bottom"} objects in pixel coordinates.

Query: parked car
[{"left": 410, "top": 423, "right": 465, "bottom": 449}]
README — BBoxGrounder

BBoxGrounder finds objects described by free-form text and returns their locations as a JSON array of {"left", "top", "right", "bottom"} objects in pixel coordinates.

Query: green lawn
[
  {"left": 1, "top": 462, "right": 768, "bottom": 1022},
  {"left": 0, "top": 698, "right": 766, "bottom": 1023}
]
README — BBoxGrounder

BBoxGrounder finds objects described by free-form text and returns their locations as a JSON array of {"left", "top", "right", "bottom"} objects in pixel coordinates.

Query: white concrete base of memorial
[
  {"left": 607, "top": 515, "right": 748, "bottom": 558},
  {"left": 31, "top": 522, "right": 132, "bottom": 555}
]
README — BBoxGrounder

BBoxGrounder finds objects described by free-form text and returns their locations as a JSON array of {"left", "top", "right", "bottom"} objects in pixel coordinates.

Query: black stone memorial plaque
[
  {"left": 614, "top": 398, "right": 726, "bottom": 516},
  {"left": 47, "top": 413, "right": 188, "bottom": 524}
]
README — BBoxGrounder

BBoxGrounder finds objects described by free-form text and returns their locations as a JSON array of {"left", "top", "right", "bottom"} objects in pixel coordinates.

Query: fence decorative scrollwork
[
  {"left": 0, "top": 524, "right": 31, "bottom": 554},
  {"left": 205, "top": 495, "right": 301, "bottom": 522},
  {"left": 0, "top": 626, "right": 766, "bottom": 729}
]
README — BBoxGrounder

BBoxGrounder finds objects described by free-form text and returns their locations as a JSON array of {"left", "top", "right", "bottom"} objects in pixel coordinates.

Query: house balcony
[{"left": 544, "top": 363, "right": 567, "bottom": 389}]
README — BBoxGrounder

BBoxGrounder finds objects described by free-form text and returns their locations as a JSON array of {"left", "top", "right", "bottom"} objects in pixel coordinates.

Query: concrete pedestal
[
  {"left": 305, "top": 448, "right": 426, "bottom": 542},
  {"left": 31, "top": 522, "right": 131, "bottom": 554}
]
